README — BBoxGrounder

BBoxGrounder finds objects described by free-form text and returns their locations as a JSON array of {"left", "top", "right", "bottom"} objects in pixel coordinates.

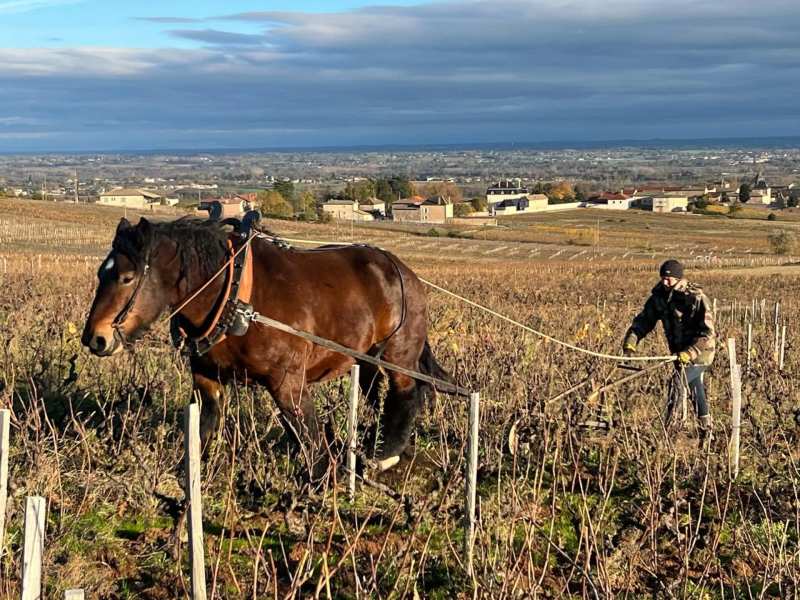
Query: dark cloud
[{"left": 2, "top": 0, "right": 800, "bottom": 150}]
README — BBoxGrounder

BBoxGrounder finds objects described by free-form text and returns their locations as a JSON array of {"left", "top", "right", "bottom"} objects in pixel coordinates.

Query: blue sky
[
  {"left": 1, "top": 0, "right": 799, "bottom": 151},
  {"left": 2, "top": 1, "right": 421, "bottom": 48}
]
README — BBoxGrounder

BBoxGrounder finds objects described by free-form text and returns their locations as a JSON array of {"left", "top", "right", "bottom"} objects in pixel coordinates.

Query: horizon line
[{"left": 2, "top": 134, "right": 800, "bottom": 156}]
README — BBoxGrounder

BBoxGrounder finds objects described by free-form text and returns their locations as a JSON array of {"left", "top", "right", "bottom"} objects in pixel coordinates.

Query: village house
[
  {"left": 97, "top": 188, "right": 162, "bottom": 209},
  {"left": 586, "top": 192, "right": 635, "bottom": 210},
  {"left": 650, "top": 193, "right": 689, "bottom": 213},
  {"left": 392, "top": 195, "right": 453, "bottom": 223},
  {"left": 485, "top": 179, "right": 529, "bottom": 210},
  {"left": 493, "top": 193, "right": 549, "bottom": 215},
  {"left": 321, "top": 198, "right": 375, "bottom": 221},
  {"left": 358, "top": 197, "right": 386, "bottom": 217}
]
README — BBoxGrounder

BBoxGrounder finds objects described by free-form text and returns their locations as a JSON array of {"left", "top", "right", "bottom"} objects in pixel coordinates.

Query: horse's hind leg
[{"left": 376, "top": 372, "right": 424, "bottom": 470}]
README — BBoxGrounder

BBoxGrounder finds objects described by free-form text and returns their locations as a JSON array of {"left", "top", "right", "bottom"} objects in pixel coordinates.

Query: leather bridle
[{"left": 110, "top": 253, "right": 151, "bottom": 344}]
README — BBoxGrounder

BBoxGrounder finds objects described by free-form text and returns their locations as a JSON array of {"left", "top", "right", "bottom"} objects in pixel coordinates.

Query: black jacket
[{"left": 624, "top": 279, "right": 716, "bottom": 365}]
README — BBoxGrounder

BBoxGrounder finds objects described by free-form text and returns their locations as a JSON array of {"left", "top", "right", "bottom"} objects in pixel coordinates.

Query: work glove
[
  {"left": 677, "top": 351, "right": 692, "bottom": 365},
  {"left": 623, "top": 343, "right": 636, "bottom": 357}
]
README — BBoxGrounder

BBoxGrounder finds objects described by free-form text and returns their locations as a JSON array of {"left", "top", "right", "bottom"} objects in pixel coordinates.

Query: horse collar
[{"left": 171, "top": 234, "right": 255, "bottom": 356}]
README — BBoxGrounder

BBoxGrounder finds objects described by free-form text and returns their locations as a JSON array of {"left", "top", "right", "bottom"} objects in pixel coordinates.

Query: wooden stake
[
  {"left": 727, "top": 339, "right": 742, "bottom": 479},
  {"left": 465, "top": 392, "right": 480, "bottom": 578},
  {"left": 775, "top": 324, "right": 781, "bottom": 362},
  {"left": 21, "top": 496, "right": 46, "bottom": 600},
  {"left": 64, "top": 591, "right": 85, "bottom": 600},
  {"left": 780, "top": 325, "right": 787, "bottom": 371},
  {"left": 348, "top": 364, "right": 360, "bottom": 501},
  {"left": 184, "top": 404, "right": 207, "bottom": 600},
  {"left": 746, "top": 323, "right": 752, "bottom": 371},
  {"left": 0, "top": 409, "right": 8, "bottom": 558}
]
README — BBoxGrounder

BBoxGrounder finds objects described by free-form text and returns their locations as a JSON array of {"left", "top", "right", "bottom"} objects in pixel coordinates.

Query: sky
[{"left": 1, "top": 0, "right": 799, "bottom": 152}]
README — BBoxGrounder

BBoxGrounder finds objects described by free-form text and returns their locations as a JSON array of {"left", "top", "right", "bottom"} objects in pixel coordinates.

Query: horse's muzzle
[{"left": 82, "top": 328, "right": 122, "bottom": 356}]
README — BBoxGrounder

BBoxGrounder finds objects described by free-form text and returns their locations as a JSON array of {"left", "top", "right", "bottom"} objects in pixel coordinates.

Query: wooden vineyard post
[
  {"left": 465, "top": 392, "right": 480, "bottom": 578},
  {"left": 185, "top": 404, "right": 207, "bottom": 600},
  {"left": 21, "top": 496, "right": 46, "bottom": 600},
  {"left": 348, "top": 364, "right": 360, "bottom": 501},
  {"left": 746, "top": 323, "right": 752, "bottom": 371},
  {"left": 780, "top": 325, "right": 787, "bottom": 371},
  {"left": 0, "top": 409, "right": 8, "bottom": 558},
  {"left": 727, "top": 339, "right": 742, "bottom": 479},
  {"left": 774, "top": 324, "right": 780, "bottom": 362},
  {"left": 681, "top": 378, "right": 688, "bottom": 424}
]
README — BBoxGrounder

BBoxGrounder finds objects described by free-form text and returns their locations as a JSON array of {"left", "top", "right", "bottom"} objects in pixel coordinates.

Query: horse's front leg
[
  {"left": 165, "top": 370, "right": 223, "bottom": 559},
  {"left": 272, "top": 377, "right": 326, "bottom": 481},
  {"left": 191, "top": 370, "right": 223, "bottom": 457}
]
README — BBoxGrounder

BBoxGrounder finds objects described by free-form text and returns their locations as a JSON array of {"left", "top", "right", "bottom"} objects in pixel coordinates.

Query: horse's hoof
[{"left": 377, "top": 455, "right": 400, "bottom": 472}]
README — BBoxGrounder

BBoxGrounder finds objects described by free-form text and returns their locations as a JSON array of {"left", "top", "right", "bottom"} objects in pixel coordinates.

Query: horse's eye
[{"left": 120, "top": 274, "right": 135, "bottom": 285}]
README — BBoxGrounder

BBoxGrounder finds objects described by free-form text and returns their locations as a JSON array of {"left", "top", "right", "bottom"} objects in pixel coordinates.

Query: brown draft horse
[{"left": 81, "top": 216, "right": 454, "bottom": 475}]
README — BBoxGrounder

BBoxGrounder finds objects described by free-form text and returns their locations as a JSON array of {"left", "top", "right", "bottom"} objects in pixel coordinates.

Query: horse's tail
[{"left": 419, "top": 338, "right": 464, "bottom": 396}]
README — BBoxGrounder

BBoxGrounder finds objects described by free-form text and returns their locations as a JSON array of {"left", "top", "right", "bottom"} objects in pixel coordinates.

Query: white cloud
[{"left": 0, "top": 0, "right": 82, "bottom": 15}]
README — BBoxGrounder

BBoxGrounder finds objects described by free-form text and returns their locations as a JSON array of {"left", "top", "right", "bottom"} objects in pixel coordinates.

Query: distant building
[
  {"left": 493, "top": 193, "right": 549, "bottom": 215},
  {"left": 98, "top": 188, "right": 162, "bottom": 208},
  {"left": 486, "top": 179, "right": 528, "bottom": 210},
  {"left": 419, "top": 195, "right": 453, "bottom": 222},
  {"left": 587, "top": 192, "right": 635, "bottom": 210},
  {"left": 321, "top": 198, "right": 374, "bottom": 221},
  {"left": 358, "top": 197, "right": 386, "bottom": 217},
  {"left": 650, "top": 194, "right": 689, "bottom": 213},
  {"left": 392, "top": 195, "right": 453, "bottom": 223}
]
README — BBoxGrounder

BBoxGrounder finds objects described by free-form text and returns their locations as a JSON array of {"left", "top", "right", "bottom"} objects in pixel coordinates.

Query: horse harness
[{"left": 170, "top": 216, "right": 258, "bottom": 356}]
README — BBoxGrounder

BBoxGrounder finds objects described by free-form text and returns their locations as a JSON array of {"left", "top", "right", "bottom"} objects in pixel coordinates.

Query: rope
[
  {"left": 270, "top": 236, "right": 675, "bottom": 363},
  {"left": 419, "top": 278, "right": 674, "bottom": 362}
]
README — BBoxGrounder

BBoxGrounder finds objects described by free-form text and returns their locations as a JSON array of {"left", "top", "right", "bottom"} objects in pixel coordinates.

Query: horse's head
[{"left": 82, "top": 217, "right": 179, "bottom": 356}]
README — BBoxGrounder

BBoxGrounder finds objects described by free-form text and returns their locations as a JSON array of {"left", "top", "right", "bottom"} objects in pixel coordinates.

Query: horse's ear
[
  {"left": 137, "top": 217, "right": 152, "bottom": 236},
  {"left": 117, "top": 217, "right": 131, "bottom": 233}
]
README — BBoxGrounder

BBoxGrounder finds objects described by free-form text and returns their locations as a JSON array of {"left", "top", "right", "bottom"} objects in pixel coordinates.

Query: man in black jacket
[{"left": 623, "top": 260, "right": 715, "bottom": 435}]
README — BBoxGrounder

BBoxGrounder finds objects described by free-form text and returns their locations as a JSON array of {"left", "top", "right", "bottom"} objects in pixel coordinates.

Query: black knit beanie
[{"left": 659, "top": 259, "right": 684, "bottom": 279}]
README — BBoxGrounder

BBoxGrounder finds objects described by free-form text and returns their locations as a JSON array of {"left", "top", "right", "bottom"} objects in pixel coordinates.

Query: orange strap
[
  {"left": 238, "top": 239, "right": 254, "bottom": 304},
  {"left": 196, "top": 239, "right": 236, "bottom": 339}
]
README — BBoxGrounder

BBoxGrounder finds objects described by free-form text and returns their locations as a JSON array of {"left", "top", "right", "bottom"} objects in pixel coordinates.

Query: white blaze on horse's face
[{"left": 102, "top": 256, "right": 115, "bottom": 273}]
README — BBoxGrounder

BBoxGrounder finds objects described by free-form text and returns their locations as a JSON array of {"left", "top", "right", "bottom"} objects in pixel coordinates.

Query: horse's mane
[
  {"left": 113, "top": 216, "right": 279, "bottom": 281},
  {"left": 113, "top": 218, "right": 228, "bottom": 281}
]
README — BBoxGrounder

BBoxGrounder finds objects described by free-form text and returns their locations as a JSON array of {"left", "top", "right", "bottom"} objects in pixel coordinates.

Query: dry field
[{"left": 0, "top": 198, "right": 799, "bottom": 598}]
